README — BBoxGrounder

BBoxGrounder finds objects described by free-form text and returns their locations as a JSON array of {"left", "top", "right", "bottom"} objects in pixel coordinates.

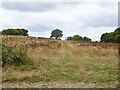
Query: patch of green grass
[
  {"left": 61, "top": 52, "right": 71, "bottom": 62},
  {"left": 44, "top": 73, "right": 82, "bottom": 82},
  {"left": 3, "top": 74, "right": 17, "bottom": 82},
  {"left": 26, "top": 76, "right": 42, "bottom": 83},
  {"left": 86, "top": 56, "right": 118, "bottom": 83},
  {"left": 16, "top": 64, "right": 35, "bottom": 71},
  {"left": 36, "top": 41, "right": 83, "bottom": 82},
  {"left": 39, "top": 53, "right": 83, "bottom": 82},
  {"left": 3, "top": 75, "right": 42, "bottom": 83}
]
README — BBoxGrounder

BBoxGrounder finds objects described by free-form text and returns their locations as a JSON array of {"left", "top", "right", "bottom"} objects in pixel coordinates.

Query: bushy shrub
[
  {"left": 2, "top": 44, "right": 33, "bottom": 69},
  {"left": 1, "top": 28, "right": 28, "bottom": 36},
  {"left": 2, "top": 44, "right": 13, "bottom": 66}
]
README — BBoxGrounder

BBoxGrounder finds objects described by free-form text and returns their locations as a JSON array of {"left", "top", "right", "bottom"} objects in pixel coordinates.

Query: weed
[
  {"left": 26, "top": 76, "right": 42, "bottom": 83},
  {"left": 2, "top": 44, "right": 34, "bottom": 70},
  {"left": 3, "top": 74, "right": 17, "bottom": 82}
]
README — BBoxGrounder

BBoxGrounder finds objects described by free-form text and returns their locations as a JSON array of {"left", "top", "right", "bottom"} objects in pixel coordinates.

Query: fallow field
[{"left": 2, "top": 35, "right": 119, "bottom": 88}]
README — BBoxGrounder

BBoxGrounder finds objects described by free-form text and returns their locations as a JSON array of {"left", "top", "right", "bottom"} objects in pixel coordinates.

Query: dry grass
[
  {"left": 27, "top": 47, "right": 65, "bottom": 67},
  {"left": 2, "top": 35, "right": 61, "bottom": 49},
  {"left": 2, "top": 35, "right": 119, "bottom": 88}
]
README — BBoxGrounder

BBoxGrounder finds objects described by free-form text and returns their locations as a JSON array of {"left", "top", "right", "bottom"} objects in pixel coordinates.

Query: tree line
[
  {"left": 1, "top": 28, "right": 120, "bottom": 43},
  {"left": 100, "top": 27, "right": 120, "bottom": 43}
]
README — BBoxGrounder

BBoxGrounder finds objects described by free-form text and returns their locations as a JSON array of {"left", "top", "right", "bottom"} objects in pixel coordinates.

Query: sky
[{"left": 0, "top": 0, "right": 119, "bottom": 41}]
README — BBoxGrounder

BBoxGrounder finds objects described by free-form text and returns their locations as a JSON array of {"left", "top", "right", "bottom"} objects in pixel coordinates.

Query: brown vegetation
[
  {"left": 2, "top": 35, "right": 118, "bottom": 88},
  {"left": 2, "top": 35, "right": 61, "bottom": 49}
]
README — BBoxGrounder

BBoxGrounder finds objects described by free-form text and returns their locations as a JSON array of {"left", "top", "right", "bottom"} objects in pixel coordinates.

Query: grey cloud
[
  {"left": 1, "top": 2, "right": 79, "bottom": 12},
  {"left": 2, "top": 2, "right": 56, "bottom": 12},
  {"left": 84, "top": 16, "right": 117, "bottom": 27}
]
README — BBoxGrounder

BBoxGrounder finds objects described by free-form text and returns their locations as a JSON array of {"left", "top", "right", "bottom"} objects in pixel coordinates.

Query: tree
[
  {"left": 100, "top": 33, "right": 108, "bottom": 42},
  {"left": 66, "top": 35, "right": 92, "bottom": 41},
  {"left": 50, "top": 29, "right": 63, "bottom": 39},
  {"left": 72, "top": 35, "right": 82, "bottom": 40},
  {"left": 108, "top": 32, "right": 115, "bottom": 43},
  {"left": 114, "top": 27, "right": 120, "bottom": 34},
  {"left": 100, "top": 27, "right": 120, "bottom": 43},
  {"left": 1, "top": 28, "right": 28, "bottom": 36},
  {"left": 66, "top": 36, "right": 72, "bottom": 40},
  {"left": 115, "top": 34, "right": 120, "bottom": 43},
  {"left": 82, "top": 37, "right": 91, "bottom": 41}
]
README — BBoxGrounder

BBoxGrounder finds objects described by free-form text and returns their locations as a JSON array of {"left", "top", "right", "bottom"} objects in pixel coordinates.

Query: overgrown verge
[{"left": 2, "top": 44, "right": 34, "bottom": 70}]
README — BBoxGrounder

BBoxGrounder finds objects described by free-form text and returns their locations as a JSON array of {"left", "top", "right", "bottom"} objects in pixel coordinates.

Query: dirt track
[{"left": 2, "top": 81, "right": 118, "bottom": 88}]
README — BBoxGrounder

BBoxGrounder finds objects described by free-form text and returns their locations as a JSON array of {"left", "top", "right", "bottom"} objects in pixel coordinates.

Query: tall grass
[{"left": 2, "top": 35, "right": 118, "bottom": 87}]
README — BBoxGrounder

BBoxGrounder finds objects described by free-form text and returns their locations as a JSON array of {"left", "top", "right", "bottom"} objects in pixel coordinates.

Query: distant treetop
[
  {"left": 1, "top": 28, "right": 28, "bottom": 36},
  {"left": 66, "top": 35, "right": 92, "bottom": 42},
  {"left": 50, "top": 29, "right": 63, "bottom": 39}
]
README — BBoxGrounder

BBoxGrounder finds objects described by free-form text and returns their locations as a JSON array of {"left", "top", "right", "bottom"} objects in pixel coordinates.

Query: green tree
[
  {"left": 66, "top": 36, "right": 72, "bottom": 40},
  {"left": 66, "top": 35, "right": 92, "bottom": 41},
  {"left": 50, "top": 29, "right": 63, "bottom": 39},
  {"left": 1, "top": 28, "right": 28, "bottom": 36},
  {"left": 82, "top": 37, "right": 91, "bottom": 41},
  {"left": 114, "top": 27, "right": 120, "bottom": 34},
  {"left": 100, "top": 27, "right": 120, "bottom": 43},
  {"left": 109, "top": 32, "right": 115, "bottom": 43},
  {"left": 114, "top": 28, "right": 120, "bottom": 43},
  {"left": 72, "top": 35, "right": 82, "bottom": 40},
  {"left": 100, "top": 33, "right": 109, "bottom": 42},
  {"left": 115, "top": 34, "right": 120, "bottom": 43}
]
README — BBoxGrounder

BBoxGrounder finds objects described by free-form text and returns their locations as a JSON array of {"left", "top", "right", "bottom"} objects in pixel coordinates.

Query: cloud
[
  {"left": 1, "top": 2, "right": 79, "bottom": 12},
  {"left": 0, "top": 2, "right": 118, "bottom": 41},
  {"left": 2, "top": 2, "right": 55, "bottom": 12}
]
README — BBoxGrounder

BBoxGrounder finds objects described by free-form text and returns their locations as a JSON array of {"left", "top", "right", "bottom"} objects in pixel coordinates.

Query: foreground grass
[
  {"left": 2, "top": 52, "right": 84, "bottom": 83},
  {"left": 2, "top": 51, "right": 118, "bottom": 84},
  {"left": 2, "top": 39, "right": 118, "bottom": 88},
  {"left": 85, "top": 56, "right": 118, "bottom": 83}
]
